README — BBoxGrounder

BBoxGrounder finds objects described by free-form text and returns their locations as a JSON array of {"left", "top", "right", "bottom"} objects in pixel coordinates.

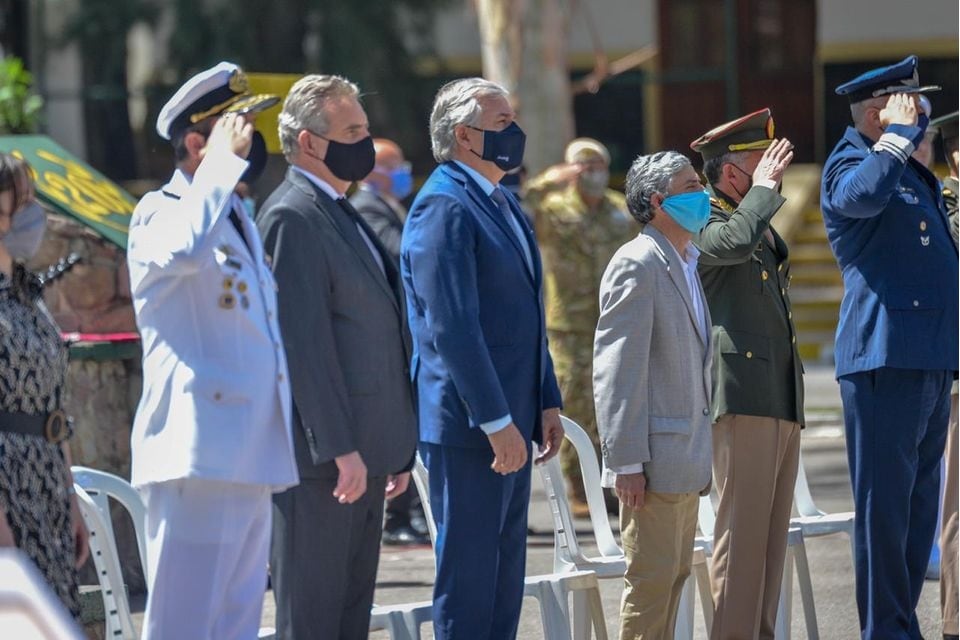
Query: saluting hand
[
  {"left": 752, "top": 137, "right": 794, "bottom": 189},
  {"left": 488, "top": 423, "right": 528, "bottom": 475},
  {"left": 204, "top": 113, "right": 254, "bottom": 160},
  {"left": 879, "top": 93, "right": 919, "bottom": 128}
]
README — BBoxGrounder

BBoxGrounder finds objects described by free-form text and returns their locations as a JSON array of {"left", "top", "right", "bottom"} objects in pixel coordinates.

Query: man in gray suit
[
  {"left": 594, "top": 150, "right": 714, "bottom": 640},
  {"left": 257, "top": 74, "right": 418, "bottom": 639}
]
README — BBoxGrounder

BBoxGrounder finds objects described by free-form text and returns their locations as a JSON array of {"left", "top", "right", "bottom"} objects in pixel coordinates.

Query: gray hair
[
  {"left": 702, "top": 150, "right": 750, "bottom": 186},
  {"left": 278, "top": 74, "right": 359, "bottom": 161},
  {"left": 849, "top": 96, "right": 887, "bottom": 126},
  {"left": 429, "top": 78, "right": 509, "bottom": 163},
  {"left": 625, "top": 151, "right": 693, "bottom": 224}
]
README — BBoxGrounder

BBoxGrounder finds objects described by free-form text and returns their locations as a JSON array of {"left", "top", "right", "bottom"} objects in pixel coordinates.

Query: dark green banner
[{"left": 0, "top": 135, "right": 134, "bottom": 248}]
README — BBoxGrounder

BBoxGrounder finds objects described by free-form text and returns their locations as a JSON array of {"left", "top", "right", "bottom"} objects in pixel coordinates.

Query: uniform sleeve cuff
[
  {"left": 873, "top": 131, "right": 915, "bottom": 163},
  {"left": 480, "top": 414, "right": 512, "bottom": 435}
]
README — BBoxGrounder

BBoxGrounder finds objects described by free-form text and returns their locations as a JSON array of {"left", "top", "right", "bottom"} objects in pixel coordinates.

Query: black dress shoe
[
  {"left": 382, "top": 524, "right": 431, "bottom": 546},
  {"left": 944, "top": 634, "right": 959, "bottom": 640}
]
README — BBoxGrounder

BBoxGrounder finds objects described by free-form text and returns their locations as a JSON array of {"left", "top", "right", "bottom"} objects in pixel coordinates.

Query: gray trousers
[{"left": 271, "top": 475, "right": 387, "bottom": 640}]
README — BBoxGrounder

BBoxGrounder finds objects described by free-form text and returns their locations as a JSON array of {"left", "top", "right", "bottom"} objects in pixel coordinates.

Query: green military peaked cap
[
  {"left": 690, "top": 108, "right": 775, "bottom": 161},
  {"left": 932, "top": 111, "right": 959, "bottom": 142}
]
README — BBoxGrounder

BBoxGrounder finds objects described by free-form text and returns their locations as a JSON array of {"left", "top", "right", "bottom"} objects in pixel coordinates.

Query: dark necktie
[
  {"left": 229, "top": 209, "right": 251, "bottom": 253},
  {"left": 337, "top": 198, "right": 394, "bottom": 286},
  {"left": 490, "top": 187, "right": 533, "bottom": 274}
]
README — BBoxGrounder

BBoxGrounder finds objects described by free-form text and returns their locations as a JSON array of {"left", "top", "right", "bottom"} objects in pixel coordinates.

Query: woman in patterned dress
[{"left": 0, "top": 153, "right": 88, "bottom": 617}]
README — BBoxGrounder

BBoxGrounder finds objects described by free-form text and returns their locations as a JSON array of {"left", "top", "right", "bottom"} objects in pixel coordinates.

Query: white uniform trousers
[{"left": 141, "top": 478, "right": 272, "bottom": 640}]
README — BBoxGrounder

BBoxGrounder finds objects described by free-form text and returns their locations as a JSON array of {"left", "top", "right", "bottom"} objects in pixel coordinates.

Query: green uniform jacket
[
  {"left": 694, "top": 184, "right": 805, "bottom": 426},
  {"left": 943, "top": 176, "right": 958, "bottom": 246}
]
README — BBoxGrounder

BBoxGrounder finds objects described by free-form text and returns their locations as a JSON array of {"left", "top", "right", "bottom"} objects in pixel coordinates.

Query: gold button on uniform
[
  {"left": 746, "top": 351, "right": 753, "bottom": 359},
  {"left": 778, "top": 263, "right": 783, "bottom": 272},
  {"left": 788, "top": 311, "right": 792, "bottom": 319},
  {"left": 792, "top": 336, "right": 797, "bottom": 344},
  {"left": 222, "top": 277, "right": 234, "bottom": 290},
  {"left": 237, "top": 281, "right": 248, "bottom": 293},
  {"left": 762, "top": 270, "right": 769, "bottom": 281},
  {"left": 920, "top": 221, "right": 927, "bottom": 231},
  {"left": 218, "top": 293, "right": 236, "bottom": 309}
]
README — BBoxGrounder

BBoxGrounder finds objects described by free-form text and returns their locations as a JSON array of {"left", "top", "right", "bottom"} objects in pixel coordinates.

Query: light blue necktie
[{"left": 490, "top": 187, "right": 533, "bottom": 275}]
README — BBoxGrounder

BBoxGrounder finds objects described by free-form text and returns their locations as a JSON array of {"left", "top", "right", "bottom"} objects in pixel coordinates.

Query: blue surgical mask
[
  {"left": 660, "top": 190, "right": 711, "bottom": 233},
  {"left": 469, "top": 122, "right": 526, "bottom": 171},
  {"left": 4, "top": 201, "right": 47, "bottom": 260},
  {"left": 387, "top": 166, "right": 413, "bottom": 201}
]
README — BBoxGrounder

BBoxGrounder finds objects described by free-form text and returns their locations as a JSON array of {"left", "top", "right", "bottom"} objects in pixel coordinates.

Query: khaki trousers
[
  {"left": 619, "top": 491, "right": 699, "bottom": 640},
  {"left": 942, "top": 392, "right": 959, "bottom": 636},
  {"left": 710, "top": 415, "right": 801, "bottom": 640}
]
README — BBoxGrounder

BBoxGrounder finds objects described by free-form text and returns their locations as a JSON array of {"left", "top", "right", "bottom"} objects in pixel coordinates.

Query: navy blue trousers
[
  {"left": 839, "top": 367, "right": 952, "bottom": 639},
  {"left": 420, "top": 442, "right": 531, "bottom": 640}
]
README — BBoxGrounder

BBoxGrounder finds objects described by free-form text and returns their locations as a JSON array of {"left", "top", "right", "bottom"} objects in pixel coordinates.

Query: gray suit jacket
[
  {"left": 257, "top": 168, "right": 417, "bottom": 479},
  {"left": 593, "top": 225, "right": 713, "bottom": 494}
]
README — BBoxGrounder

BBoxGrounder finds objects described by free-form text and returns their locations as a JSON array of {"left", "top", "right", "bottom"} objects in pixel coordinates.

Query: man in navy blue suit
[
  {"left": 400, "top": 77, "right": 564, "bottom": 639},
  {"left": 821, "top": 55, "right": 959, "bottom": 639}
]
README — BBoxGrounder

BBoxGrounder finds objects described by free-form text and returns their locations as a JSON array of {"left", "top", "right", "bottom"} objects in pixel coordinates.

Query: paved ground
[{"left": 131, "top": 367, "right": 948, "bottom": 638}]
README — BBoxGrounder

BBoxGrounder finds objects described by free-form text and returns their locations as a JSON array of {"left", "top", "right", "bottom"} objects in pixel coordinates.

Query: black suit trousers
[{"left": 271, "top": 475, "right": 387, "bottom": 640}]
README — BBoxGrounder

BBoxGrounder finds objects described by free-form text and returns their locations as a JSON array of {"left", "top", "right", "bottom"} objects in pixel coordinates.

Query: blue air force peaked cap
[
  {"left": 156, "top": 61, "right": 280, "bottom": 141},
  {"left": 835, "top": 55, "right": 941, "bottom": 104}
]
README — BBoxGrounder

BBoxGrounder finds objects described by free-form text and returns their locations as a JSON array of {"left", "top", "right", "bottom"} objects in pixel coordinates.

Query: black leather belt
[{"left": 0, "top": 410, "right": 72, "bottom": 444}]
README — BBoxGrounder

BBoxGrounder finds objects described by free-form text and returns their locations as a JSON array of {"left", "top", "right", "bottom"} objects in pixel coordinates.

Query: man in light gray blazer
[
  {"left": 257, "top": 74, "right": 418, "bottom": 639},
  {"left": 594, "top": 150, "right": 714, "bottom": 640}
]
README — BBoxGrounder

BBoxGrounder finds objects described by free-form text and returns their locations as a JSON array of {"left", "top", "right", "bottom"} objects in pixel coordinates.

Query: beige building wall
[{"left": 818, "top": 0, "right": 959, "bottom": 61}]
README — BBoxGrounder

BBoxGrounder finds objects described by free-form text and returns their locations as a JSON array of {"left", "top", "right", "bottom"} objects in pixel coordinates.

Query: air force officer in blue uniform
[
  {"left": 821, "top": 55, "right": 959, "bottom": 639},
  {"left": 400, "top": 78, "right": 564, "bottom": 639}
]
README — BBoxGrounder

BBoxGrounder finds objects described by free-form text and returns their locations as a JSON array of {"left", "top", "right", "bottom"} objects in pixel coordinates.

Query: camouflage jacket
[{"left": 525, "top": 174, "right": 637, "bottom": 333}]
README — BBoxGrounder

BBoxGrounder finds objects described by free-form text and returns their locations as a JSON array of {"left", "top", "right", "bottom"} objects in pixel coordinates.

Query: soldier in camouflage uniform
[
  {"left": 932, "top": 109, "right": 958, "bottom": 640},
  {"left": 525, "top": 138, "right": 637, "bottom": 514}
]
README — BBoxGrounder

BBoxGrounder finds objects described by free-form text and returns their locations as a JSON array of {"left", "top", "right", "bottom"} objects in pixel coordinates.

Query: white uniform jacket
[{"left": 127, "top": 148, "right": 298, "bottom": 490}]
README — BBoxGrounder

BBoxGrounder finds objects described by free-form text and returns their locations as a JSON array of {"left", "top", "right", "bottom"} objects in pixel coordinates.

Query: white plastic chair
[
  {"left": 792, "top": 450, "right": 856, "bottom": 561},
  {"left": 71, "top": 466, "right": 149, "bottom": 582},
  {"left": 369, "top": 600, "right": 434, "bottom": 640},
  {"left": 411, "top": 455, "right": 608, "bottom": 640},
  {"left": 698, "top": 491, "right": 820, "bottom": 640},
  {"left": 73, "top": 483, "right": 137, "bottom": 640},
  {"left": 548, "top": 416, "right": 714, "bottom": 639}
]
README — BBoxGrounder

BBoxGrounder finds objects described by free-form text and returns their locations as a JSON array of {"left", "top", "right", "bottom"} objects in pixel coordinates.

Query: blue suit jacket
[
  {"left": 401, "top": 162, "right": 562, "bottom": 448},
  {"left": 821, "top": 124, "right": 959, "bottom": 378}
]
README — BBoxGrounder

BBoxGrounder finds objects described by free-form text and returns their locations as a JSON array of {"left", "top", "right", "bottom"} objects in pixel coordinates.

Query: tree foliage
[{"left": 0, "top": 56, "right": 43, "bottom": 134}]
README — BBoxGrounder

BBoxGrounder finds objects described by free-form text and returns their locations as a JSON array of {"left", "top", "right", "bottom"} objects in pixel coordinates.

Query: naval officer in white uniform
[{"left": 127, "top": 62, "right": 299, "bottom": 640}]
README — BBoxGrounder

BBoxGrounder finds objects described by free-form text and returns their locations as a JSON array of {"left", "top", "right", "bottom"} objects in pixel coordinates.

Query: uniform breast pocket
[{"left": 718, "top": 329, "right": 771, "bottom": 382}]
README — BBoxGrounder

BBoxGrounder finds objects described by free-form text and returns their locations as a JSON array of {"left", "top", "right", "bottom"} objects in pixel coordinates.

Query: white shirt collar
[
  {"left": 292, "top": 165, "right": 344, "bottom": 200},
  {"left": 664, "top": 236, "right": 700, "bottom": 269},
  {"left": 454, "top": 160, "right": 496, "bottom": 196}
]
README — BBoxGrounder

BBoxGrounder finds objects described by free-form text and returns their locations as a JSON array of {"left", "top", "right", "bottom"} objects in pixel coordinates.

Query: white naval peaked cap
[{"left": 156, "top": 61, "right": 280, "bottom": 140}]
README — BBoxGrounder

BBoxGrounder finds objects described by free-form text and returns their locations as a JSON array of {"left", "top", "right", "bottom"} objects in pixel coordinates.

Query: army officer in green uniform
[
  {"left": 690, "top": 108, "right": 804, "bottom": 640},
  {"left": 525, "top": 138, "right": 637, "bottom": 516},
  {"left": 932, "top": 109, "right": 958, "bottom": 640}
]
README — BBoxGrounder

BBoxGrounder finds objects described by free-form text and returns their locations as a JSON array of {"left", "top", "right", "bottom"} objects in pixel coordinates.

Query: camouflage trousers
[{"left": 549, "top": 329, "right": 601, "bottom": 504}]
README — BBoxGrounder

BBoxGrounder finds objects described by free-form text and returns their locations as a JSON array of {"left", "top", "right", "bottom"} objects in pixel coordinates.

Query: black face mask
[
  {"left": 319, "top": 134, "right": 376, "bottom": 182},
  {"left": 239, "top": 131, "right": 267, "bottom": 185},
  {"left": 468, "top": 122, "right": 526, "bottom": 172}
]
